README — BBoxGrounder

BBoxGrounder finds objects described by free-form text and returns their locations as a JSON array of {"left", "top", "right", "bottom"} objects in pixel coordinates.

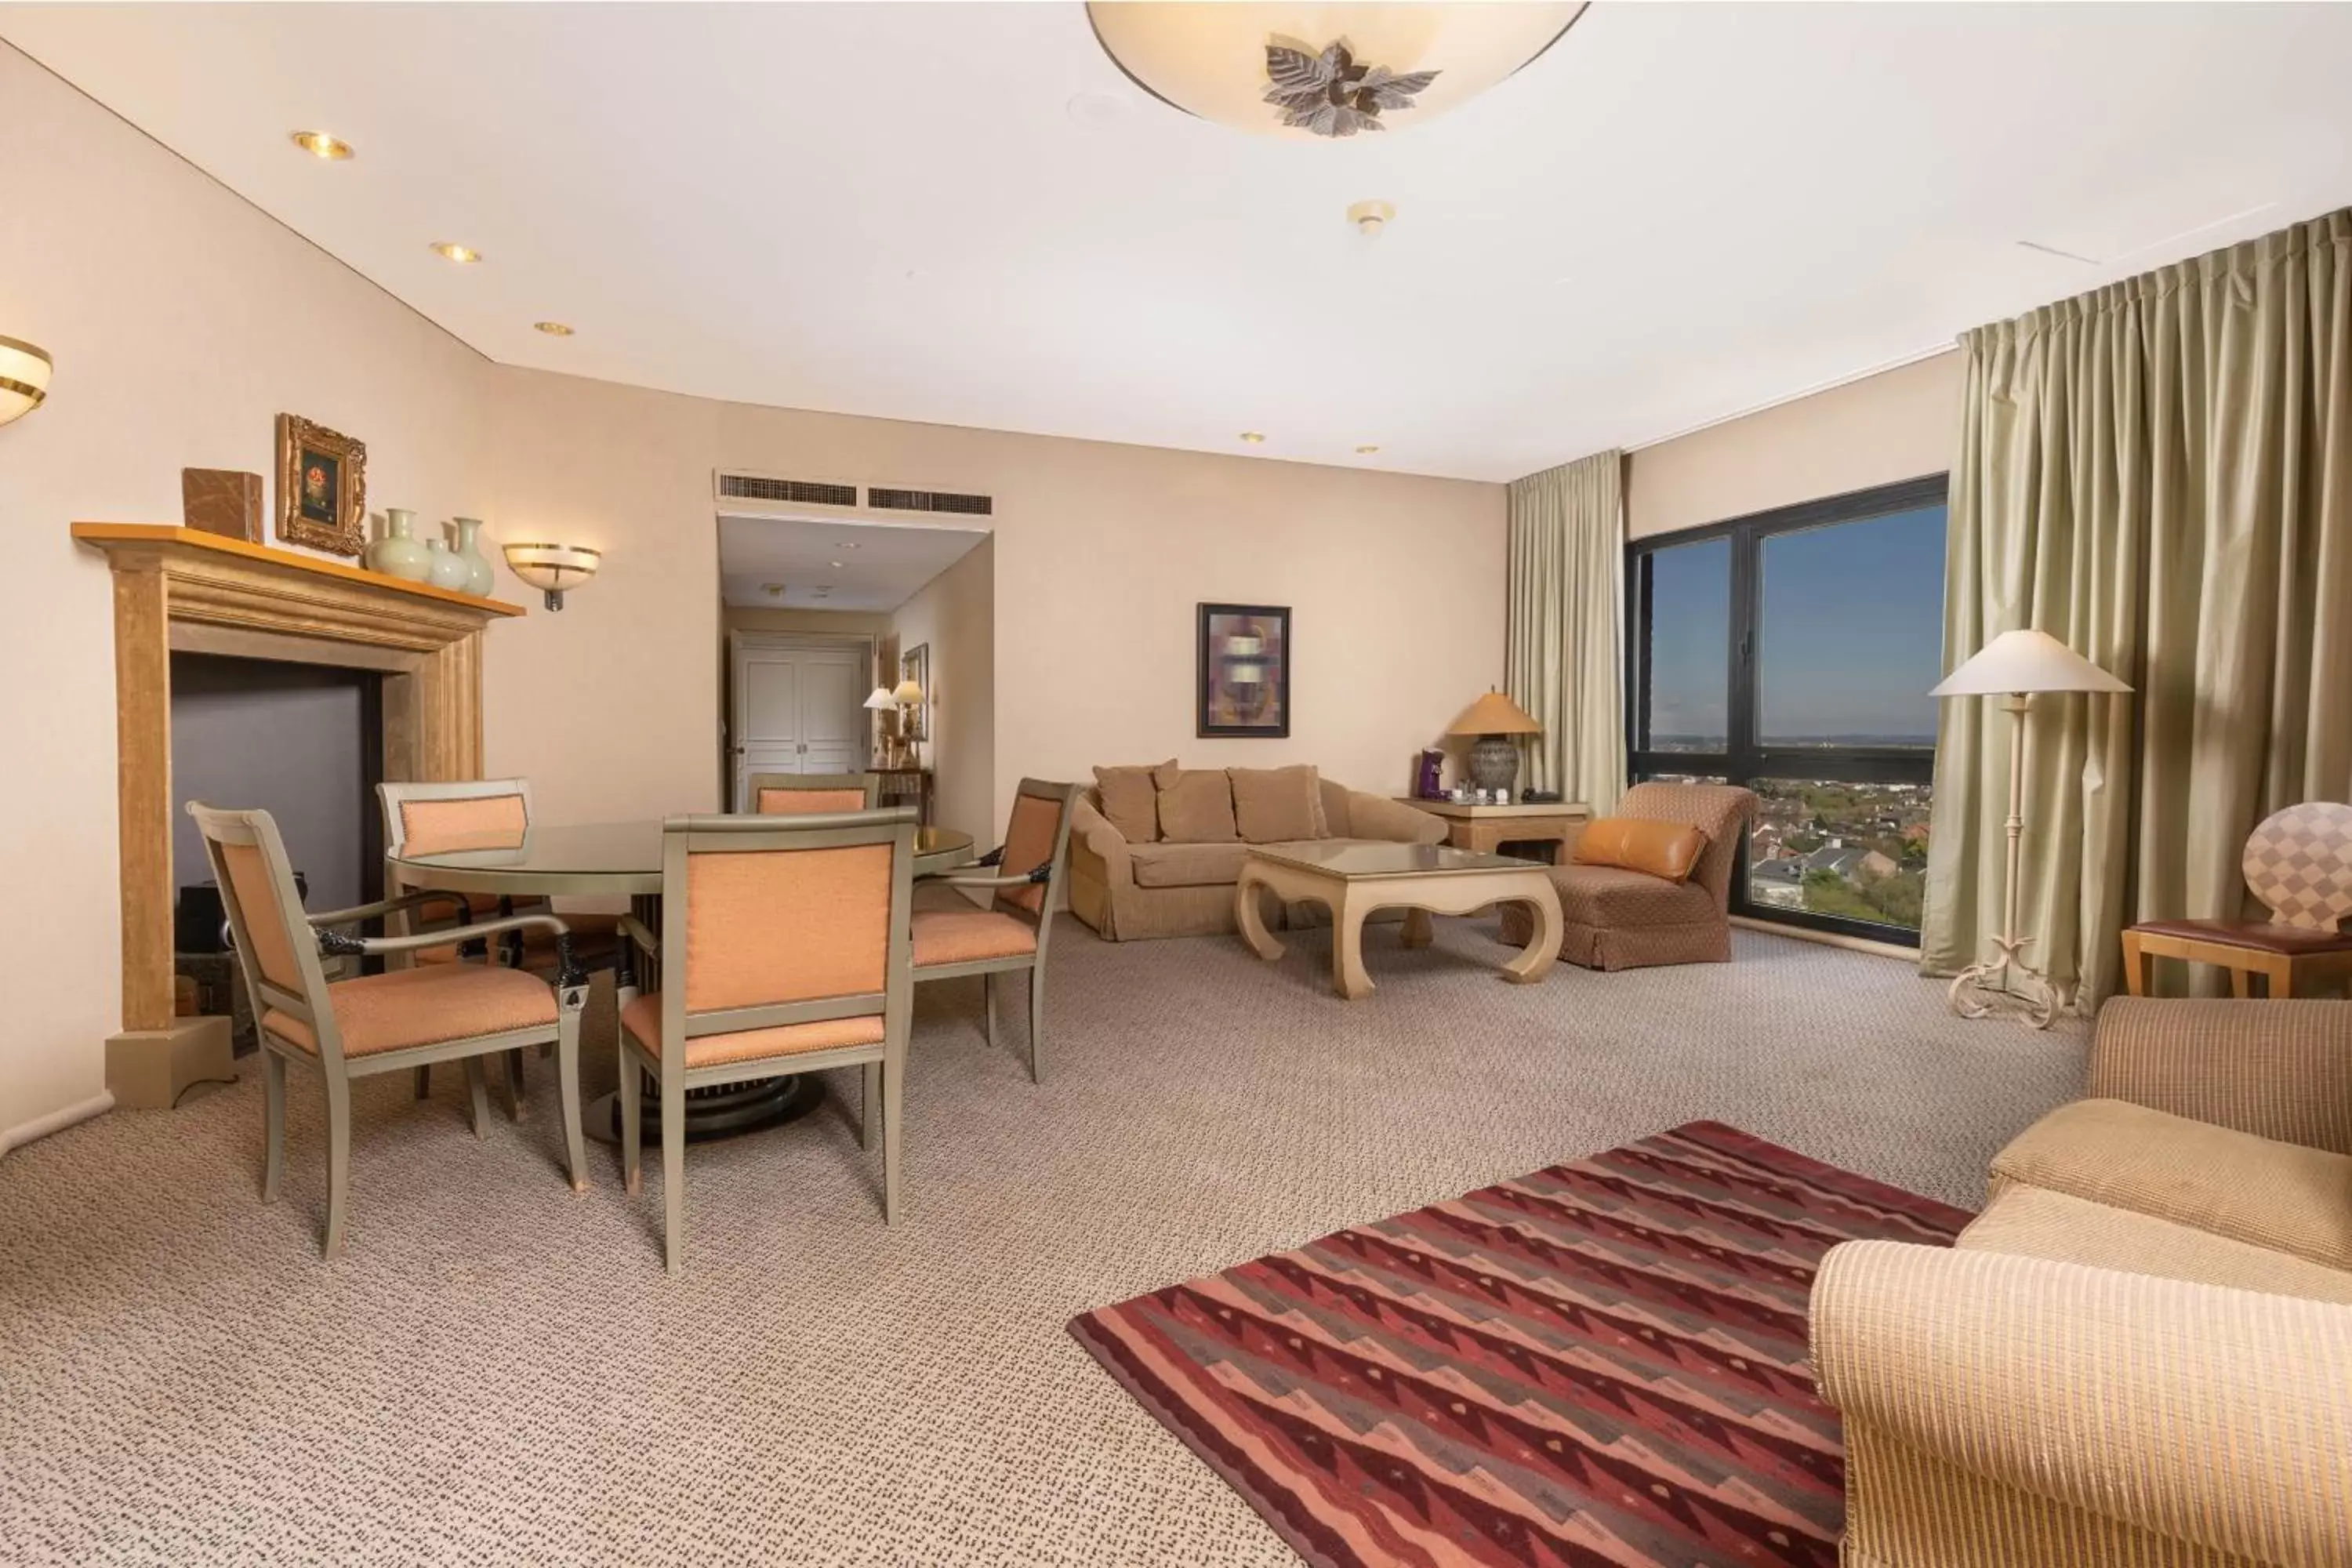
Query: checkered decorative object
[{"left": 2243, "top": 802, "right": 2352, "bottom": 931}]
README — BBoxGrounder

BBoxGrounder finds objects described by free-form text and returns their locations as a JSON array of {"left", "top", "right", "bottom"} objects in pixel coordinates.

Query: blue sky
[{"left": 1648, "top": 506, "right": 1946, "bottom": 744}]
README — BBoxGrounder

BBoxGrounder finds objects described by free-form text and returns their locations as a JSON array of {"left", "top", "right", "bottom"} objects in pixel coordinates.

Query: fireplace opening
[{"left": 169, "top": 652, "right": 385, "bottom": 1048}]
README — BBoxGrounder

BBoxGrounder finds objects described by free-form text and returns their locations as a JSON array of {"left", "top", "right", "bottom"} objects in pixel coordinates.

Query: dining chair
[
  {"left": 749, "top": 771, "right": 881, "bottom": 814},
  {"left": 378, "top": 778, "right": 622, "bottom": 1107},
  {"left": 615, "top": 808, "right": 916, "bottom": 1276},
  {"left": 910, "top": 779, "right": 1079, "bottom": 1083},
  {"left": 190, "top": 802, "right": 590, "bottom": 1258},
  {"left": 2122, "top": 800, "right": 2352, "bottom": 997}
]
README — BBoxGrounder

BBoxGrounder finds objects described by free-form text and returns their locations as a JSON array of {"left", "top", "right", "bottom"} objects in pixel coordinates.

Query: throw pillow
[
  {"left": 1156, "top": 768, "right": 1240, "bottom": 844},
  {"left": 1228, "top": 765, "right": 1325, "bottom": 844},
  {"left": 1091, "top": 760, "right": 1171, "bottom": 843},
  {"left": 1573, "top": 818, "right": 1708, "bottom": 884}
]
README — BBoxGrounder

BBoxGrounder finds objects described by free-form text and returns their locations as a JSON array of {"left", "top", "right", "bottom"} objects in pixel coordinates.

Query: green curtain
[
  {"left": 1506, "top": 450, "right": 1625, "bottom": 815},
  {"left": 1923, "top": 207, "right": 2352, "bottom": 1005}
]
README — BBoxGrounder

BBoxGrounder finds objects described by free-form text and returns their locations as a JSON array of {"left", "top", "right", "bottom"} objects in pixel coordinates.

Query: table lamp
[
  {"left": 1446, "top": 689, "right": 1541, "bottom": 795},
  {"left": 863, "top": 685, "right": 897, "bottom": 766},
  {"left": 1929, "top": 628, "right": 2130, "bottom": 1028}
]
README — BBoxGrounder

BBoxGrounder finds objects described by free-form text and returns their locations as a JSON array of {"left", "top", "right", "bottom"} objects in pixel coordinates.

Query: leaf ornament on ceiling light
[{"left": 1262, "top": 38, "right": 1439, "bottom": 138}]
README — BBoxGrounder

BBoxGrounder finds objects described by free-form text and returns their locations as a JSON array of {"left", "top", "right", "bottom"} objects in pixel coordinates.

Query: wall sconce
[
  {"left": 0, "top": 336, "right": 53, "bottom": 426},
  {"left": 501, "top": 541, "right": 601, "bottom": 612}
]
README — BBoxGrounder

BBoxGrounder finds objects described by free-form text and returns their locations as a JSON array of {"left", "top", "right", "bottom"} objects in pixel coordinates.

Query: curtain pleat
[
  {"left": 1923, "top": 207, "right": 2352, "bottom": 1005},
  {"left": 1505, "top": 451, "right": 1624, "bottom": 815}
]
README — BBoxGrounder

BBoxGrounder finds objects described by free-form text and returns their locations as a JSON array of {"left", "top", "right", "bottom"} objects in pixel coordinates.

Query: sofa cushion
[
  {"left": 1229, "top": 765, "right": 1326, "bottom": 843},
  {"left": 1547, "top": 864, "right": 1716, "bottom": 929},
  {"left": 1958, "top": 1184, "right": 2352, "bottom": 1305},
  {"left": 1991, "top": 1098, "right": 2352, "bottom": 1271},
  {"left": 1091, "top": 760, "right": 1171, "bottom": 843},
  {"left": 1157, "top": 769, "right": 1239, "bottom": 844},
  {"left": 1128, "top": 840, "right": 1252, "bottom": 888},
  {"left": 1574, "top": 817, "right": 1707, "bottom": 883}
]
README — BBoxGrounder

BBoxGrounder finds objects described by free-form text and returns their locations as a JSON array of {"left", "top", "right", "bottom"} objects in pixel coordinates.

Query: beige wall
[
  {"left": 888, "top": 537, "right": 995, "bottom": 843},
  {"left": 722, "top": 606, "right": 891, "bottom": 638},
  {"left": 0, "top": 46, "right": 1506, "bottom": 1147},
  {"left": 1626, "top": 352, "right": 1962, "bottom": 539}
]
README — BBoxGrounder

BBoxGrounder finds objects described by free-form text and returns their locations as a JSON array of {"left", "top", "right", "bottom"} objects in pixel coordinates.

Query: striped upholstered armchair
[{"left": 1811, "top": 999, "right": 2352, "bottom": 1563}]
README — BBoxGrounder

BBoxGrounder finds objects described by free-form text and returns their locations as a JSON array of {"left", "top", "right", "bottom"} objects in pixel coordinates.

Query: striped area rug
[{"left": 1070, "top": 1121, "right": 1971, "bottom": 1568}]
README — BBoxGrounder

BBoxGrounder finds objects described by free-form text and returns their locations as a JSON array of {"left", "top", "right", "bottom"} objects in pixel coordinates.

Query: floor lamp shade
[{"left": 1933, "top": 629, "right": 2131, "bottom": 1026}]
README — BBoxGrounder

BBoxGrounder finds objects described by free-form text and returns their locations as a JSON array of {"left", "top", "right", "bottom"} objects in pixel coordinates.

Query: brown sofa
[
  {"left": 1069, "top": 771, "right": 1444, "bottom": 941},
  {"left": 1813, "top": 999, "right": 2352, "bottom": 1564},
  {"left": 1497, "top": 781, "right": 1758, "bottom": 969}
]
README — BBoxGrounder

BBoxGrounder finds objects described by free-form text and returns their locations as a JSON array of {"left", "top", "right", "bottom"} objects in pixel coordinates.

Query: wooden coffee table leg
[
  {"left": 1331, "top": 887, "right": 1375, "bottom": 1000},
  {"left": 1400, "top": 907, "right": 1433, "bottom": 948},
  {"left": 1234, "top": 867, "right": 1285, "bottom": 963},
  {"left": 1501, "top": 882, "right": 1563, "bottom": 985}
]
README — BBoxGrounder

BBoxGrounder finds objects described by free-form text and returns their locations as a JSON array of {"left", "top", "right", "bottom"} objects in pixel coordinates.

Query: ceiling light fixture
[
  {"left": 290, "top": 130, "right": 354, "bottom": 160},
  {"left": 837, "top": 542, "right": 861, "bottom": 550},
  {"left": 1239, "top": 431, "right": 1266, "bottom": 445},
  {"left": 533, "top": 321, "right": 575, "bottom": 336},
  {"left": 829, "top": 561, "right": 844, "bottom": 568},
  {"left": 0, "top": 336, "right": 54, "bottom": 426},
  {"left": 430, "top": 241, "right": 482, "bottom": 264},
  {"left": 1087, "top": 2, "right": 1585, "bottom": 140},
  {"left": 1348, "top": 200, "right": 1395, "bottom": 237},
  {"left": 1355, "top": 444, "right": 1381, "bottom": 455}
]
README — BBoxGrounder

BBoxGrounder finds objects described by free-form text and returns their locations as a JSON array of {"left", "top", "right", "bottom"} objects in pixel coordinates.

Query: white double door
[{"left": 729, "top": 635, "right": 869, "bottom": 810}]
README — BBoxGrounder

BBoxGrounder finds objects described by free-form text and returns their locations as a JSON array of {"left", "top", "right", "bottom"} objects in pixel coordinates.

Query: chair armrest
[
  {"left": 617, "top": 913, "right": 659, "bottom": 956},
  {"left": 1343, "top": 792, "right": 1446, "bottom": 846},
  {"left": 1814, "top": 1240, "right": 2352, "bottom": 1566},
  {"left": 318, "top": 913, "right": 567, "bottom": 960},
  {"left": 1069, "top": 797, "right": 1133, "bottom": 883},
  {"left": 307, "top": 890, "right": 467, "bottom": 929},
  {"left": 2089, "top": 997, "right": 2352, "bottom": 1154}
]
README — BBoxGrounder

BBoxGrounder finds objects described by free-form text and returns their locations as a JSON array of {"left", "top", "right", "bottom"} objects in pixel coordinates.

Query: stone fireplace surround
[{"left": 73, "top": 524, "right": 522, "bottom": 1108}]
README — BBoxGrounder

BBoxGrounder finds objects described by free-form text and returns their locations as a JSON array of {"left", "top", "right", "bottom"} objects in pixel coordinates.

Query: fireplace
[{"left": 74, "top": 524, "right": 521, "bottom": 1107}]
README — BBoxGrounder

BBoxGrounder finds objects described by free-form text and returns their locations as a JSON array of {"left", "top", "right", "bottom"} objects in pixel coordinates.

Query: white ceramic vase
[
  {"left": 449, "top": 517, "right": 495, "bottom": 597},
  {"left": 366, "top": 509, "right": 433, "bottom": 582},
  {"left": 424, "top": 537, "right": 471, "bottom": 591}
]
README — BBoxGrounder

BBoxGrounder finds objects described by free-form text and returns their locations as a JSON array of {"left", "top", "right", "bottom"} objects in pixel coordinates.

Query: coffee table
[{"left": 1233, "top": 841, "right": 1564, "bottom": 999}]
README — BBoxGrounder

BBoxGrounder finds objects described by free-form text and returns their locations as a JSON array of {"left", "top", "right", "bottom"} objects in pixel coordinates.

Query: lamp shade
[
  {"left": 891, "top": 678, "right": 924, "bottom": 705},
  {"left": 500, "top": 541, "right": 601, "bottom": 612},
  {"left": 1446, "top": 689, "right": 1541, "bottom": 737},
  {"left": 862, "top": 686, "right": 897, "bottom": 711},
  {"left": 1087, "top": 2, "right": 1584, "bottom": 140},
  {"left": 0, "top": 335, "right": 53, "bottom": 426},
  {"left": 1929, "top": 629, "right": 2131, "bottom": 698}
]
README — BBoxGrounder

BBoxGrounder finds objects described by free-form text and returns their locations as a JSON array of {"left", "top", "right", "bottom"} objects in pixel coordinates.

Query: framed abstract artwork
[
  {"left": 1197, "top": 603, "right": 1290, "bottom": 738},
  {"left": 275, "top": 412, "right": 368, "bottom": 556}
]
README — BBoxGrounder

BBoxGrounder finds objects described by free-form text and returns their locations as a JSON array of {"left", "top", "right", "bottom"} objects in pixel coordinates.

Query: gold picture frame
[
  {"left": 899, "top": 643, "right": 931, "bottom": 743},
  {"left": 275, "top": 412, "right": 368, "bottom": 555}
]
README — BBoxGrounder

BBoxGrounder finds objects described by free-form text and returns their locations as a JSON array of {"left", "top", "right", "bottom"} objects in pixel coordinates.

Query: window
[{"left": 1628, "top": 476, "right": 1945, "bottom": 942}]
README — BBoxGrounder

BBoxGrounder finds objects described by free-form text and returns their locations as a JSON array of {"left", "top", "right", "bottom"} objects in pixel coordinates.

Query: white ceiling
[
  {"left": 718, "top": 514, "right": 986, "bottom": 613},
  {"left": 9, "top": 3, "right": 2351, "bottom": 481}
]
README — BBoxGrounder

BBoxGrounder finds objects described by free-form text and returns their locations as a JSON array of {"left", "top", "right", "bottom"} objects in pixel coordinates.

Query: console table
[{"left": 1400, "top": 798, "right": 1591, "bottom": 865}]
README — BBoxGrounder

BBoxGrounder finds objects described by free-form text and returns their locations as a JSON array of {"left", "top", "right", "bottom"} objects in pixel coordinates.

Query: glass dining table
[{"left": 387, "top": 819, "right": 976, "bottom": 1142}]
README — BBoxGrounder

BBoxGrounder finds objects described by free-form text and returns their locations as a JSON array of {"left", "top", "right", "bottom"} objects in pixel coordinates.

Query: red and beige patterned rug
[{"left": 1070, "top": 1121, "right": 1971, "bottom": 1568}]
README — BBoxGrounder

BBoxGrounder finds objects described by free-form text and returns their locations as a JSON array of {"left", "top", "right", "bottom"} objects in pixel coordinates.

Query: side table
[{"left": 1399, "top": 798, "right": 1591, "bottom": 865}]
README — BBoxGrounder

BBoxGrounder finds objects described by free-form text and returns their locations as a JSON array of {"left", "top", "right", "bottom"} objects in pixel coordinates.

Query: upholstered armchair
[
  {"left": 615, "top": 808, "right": 916, "bottom": 1276},
  {"left": 1498, "top": 782, "right": 1758, "bottom": 970},
  {"left": 191, "top": 801, "right": 589, "bottom": 1258},
  {"left": 911, "top": 779, "right": 1078, "bottom": 1082},
  {"left": 749, "top": 771, "right": 881, "bottom": 814}
]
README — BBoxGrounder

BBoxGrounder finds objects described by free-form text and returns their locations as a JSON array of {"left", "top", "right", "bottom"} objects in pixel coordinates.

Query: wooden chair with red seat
[
  {"left": 749, "top": 771, "right": 881, "bottom": 814},
  {"left": 909, "top": 779, "right": 1079, "bottom": 1083},
  {"left": 2122, "top": 801, "right": 2352, "bottom": 998},
  {"left": 612, "top": 808, "right": 916, "bottom": 1276},
  {"left": 377, "top": 779, "right": 623, "bottom": 1107},
  {"left": 190, "top": 801, "right": 590, "bottom": 1258}
]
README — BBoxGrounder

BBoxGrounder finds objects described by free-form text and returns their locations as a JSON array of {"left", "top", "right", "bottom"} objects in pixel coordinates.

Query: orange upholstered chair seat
[
  {"left": 263, "top": 964, "right": 559, "bottom": 1057},
  {"left": 912, "top": 909, "right": 1040, "bottom": 967},
  {"left": 619, "top": 993, "right": 884, "bottom": 1069},
  {"left": 758, "top": 788, "right": 868, "bottom": 814}
]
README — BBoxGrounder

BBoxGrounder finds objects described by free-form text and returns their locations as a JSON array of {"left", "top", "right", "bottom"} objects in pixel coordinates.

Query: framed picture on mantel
[
  {"left": 275, "top": 412, "right": 368, "bottom": 556},
  {"left": 1197, "top": 603, "right": 1290, "bottom": 738}
]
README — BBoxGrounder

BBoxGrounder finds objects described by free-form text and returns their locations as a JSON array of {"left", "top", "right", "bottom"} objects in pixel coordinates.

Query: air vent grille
[
  {"left": 866, "top": 486, "right": 994, "bottom": 517},
  {"left": 717, "top": 472, "right": 858, "bottom": 508}
]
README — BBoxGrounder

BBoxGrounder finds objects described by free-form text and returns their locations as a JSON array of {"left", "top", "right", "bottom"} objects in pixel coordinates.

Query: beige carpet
[{"left": 0, "top": 919, "right": 2083, "bottom": 1566}]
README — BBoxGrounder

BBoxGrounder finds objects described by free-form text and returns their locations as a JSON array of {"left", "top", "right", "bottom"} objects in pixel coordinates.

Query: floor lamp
[{"left": 1929, "top": 629, "right": 2131, "bottom": 1029}]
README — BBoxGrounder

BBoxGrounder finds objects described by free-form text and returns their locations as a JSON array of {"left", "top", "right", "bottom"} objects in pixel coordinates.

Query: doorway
[{"left": 727, "top": 633, "right": 872, "bottom": 810}]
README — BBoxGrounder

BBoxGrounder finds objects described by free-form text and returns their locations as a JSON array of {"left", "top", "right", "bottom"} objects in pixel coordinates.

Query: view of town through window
[{"left": 1632, "top": 481, "right": 1945, "bottom": 938}]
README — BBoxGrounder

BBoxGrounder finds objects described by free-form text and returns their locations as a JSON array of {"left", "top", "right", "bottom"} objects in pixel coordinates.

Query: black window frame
[{"left": 1625, "top": 473, "right": 1947, "bottom": 944}]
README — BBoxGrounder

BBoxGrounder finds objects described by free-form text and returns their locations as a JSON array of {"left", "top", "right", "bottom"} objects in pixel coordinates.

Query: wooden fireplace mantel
[{"left": 74, "top": 523, "right": 526, "bottom": 1105}]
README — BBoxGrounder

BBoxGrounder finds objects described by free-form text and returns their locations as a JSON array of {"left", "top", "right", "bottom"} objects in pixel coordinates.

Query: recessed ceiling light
[
  {"left": 1240, "top": 431, "right": 1266, "bottom": 445},
  {"left": 290, "top": 130, "right": 353, "bottom": 161},
  {"left": 762, "top": 583, "right": 786, "bottom": 596},
  {"left": 533, "top": 321, "right": 575, "bottom": 336},
  {"left": 836, "top": 542, "right": 860, "bottom": 550},
  {"left": 829, "top": 561, "right": 844, "bottom": 568},
  {"left": 430, "top": 241, "right": 482, "bottom": 264},
  {"left": 1348, "top": 200, "right": 1396, "bottom": 237},
  {"left": 1356, "top": 445, "right": 1381, "bottom": 455}
]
